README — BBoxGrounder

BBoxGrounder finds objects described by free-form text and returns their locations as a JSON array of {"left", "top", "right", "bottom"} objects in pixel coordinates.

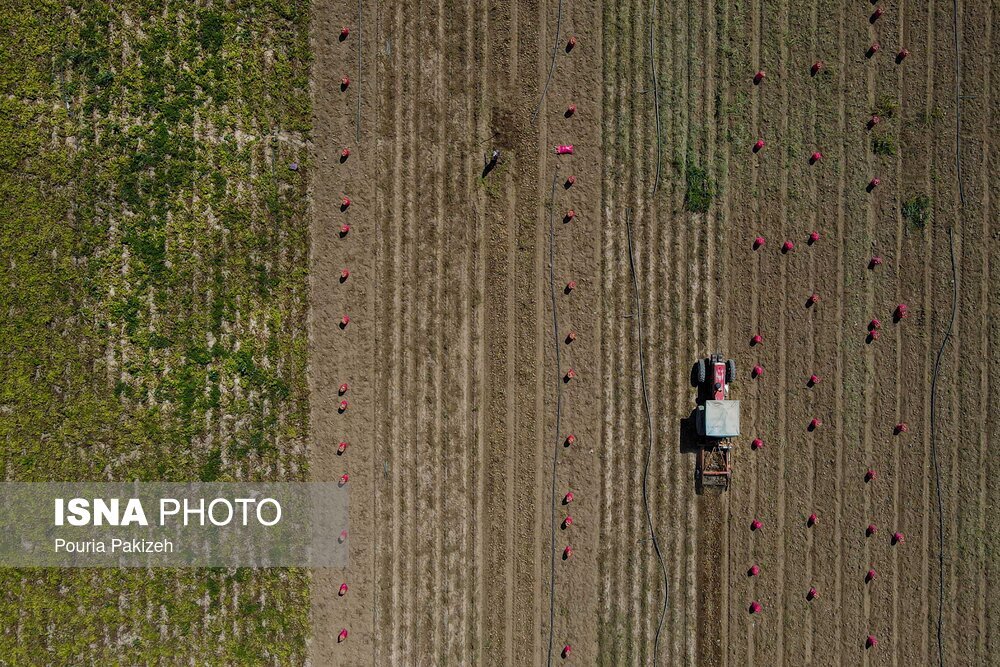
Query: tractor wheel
[
  {"left": 695, "top": 449, "right": 705, "bottom": 495},
  {"left": 726, "top": 359, "right": 736, "bottom": 383},
  {"left": 695, "top": 359, "right": 707, "bottom": 386}
]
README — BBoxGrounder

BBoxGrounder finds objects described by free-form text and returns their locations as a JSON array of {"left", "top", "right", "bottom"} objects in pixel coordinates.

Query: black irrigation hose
[
  {"left": 545, "top": 169, "right": 563, "bottom": 667},
  {"left": 532, "top": 0, "right": 564, "bottom": 124},
  {"left": 930, "top": 226, "right": 957, "bottom": 667},
  {"left": 647, "top": 1, "right": 662, "bottom": 195},
  {"left": 625, "top": 209, "right": 668, "bottom": 664}
]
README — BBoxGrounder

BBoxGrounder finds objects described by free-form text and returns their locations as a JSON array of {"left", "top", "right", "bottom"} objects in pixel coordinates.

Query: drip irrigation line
[
  {"left": 930, "top": 226, "right": 957, "bottom": 667},
  {"left": 545, "top": 168, "right": 563, "bottom": 667},
  {"left": 532, "top": 0, "right": 564, "bottom": 124},
  {"left": 625, "top": 209, "right": 668, "bottom": 664},
  {"left": 356, "top": 0, "right": 363, "bottom": 144},
  {"left": 648, "top": 1, "right": 662, "bottom": 195}
]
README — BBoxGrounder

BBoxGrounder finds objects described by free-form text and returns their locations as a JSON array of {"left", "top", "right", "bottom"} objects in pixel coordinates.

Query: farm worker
[
  {"left": 868, "top": 114, "right": 881, "bottom": 129},
  {"left": 566, "top": 103, "right": 577, "bottom": 116},
  {"left": 895, "top": 303, "right": 909, "bottom": 319},
  {"left": 869, "top": 256, "right": 883, "bottom": 269},
  {"left": 338, "top": 628, "right": 348, "bottom": 642},
  {"left": 339, "top": 383, "right": 349, "bottom": 395},
  {"left": 563, "top": 545, "right": 573, "bottom": 559},
  {"left": 753, "top": 139, "right": 765, "bottom": 152},
  {"left": 339, "top": 473, "right": 349, "bottom": 485},
  {"left": 751, "top": 519, "right": 763, "bottom": 531},
  {"left": 342, "top": 195, "right": 351, "bottom": 208},
  {"left": 754, "top": 70, "right": 765, "bottom": 84},
  {"left": 341, "top": 148, "right": 351, "bottom": 159},
  {"left": 341, "top": 268, "right": 351, "bottom": 281},
  {"left": 870, "top": 317, "right": 881, "bottom": 330},
  {"left": 341, "top": 76, "right": 350, "bottom": 88},
  {"left": 782, "top": 240, "right": 795, "bottom": 253},
  {"left": 808, "top": 374, "right": 821, "bottom": 386},
  {"left": 809, "top": 418, "right": 822, "bottom": 430},
  {"left": 566, "top": 331, "right": 577, "bottom": 343},
  {"left": 807, "top": 513, "right": 818, "bottom": 527},
  {"left": 866, "top": 568, "right": 877, "bottom": 582},
  {"left": 749, "top": 601, "right": 763, "bottom": 614},
  {"left": 808, "top": 293, "right": 820, "bottom": 305},
  {"left": 892, "top": 531, "right": 905, "bottom": 545},
  {"left": 339, "top": 582, "right": 348, "bottom": 596},
  {"left": 565, "top": 280, "right": 577, "bottom": 292},
  {"left": 869, "top": 329, "right": 881, "bottom": 341},
  {"left": 565, "top": 434, "right": 576, "bottom": 446},
  {"left": 564, "top": 368, "right": 576, "bottom": 381},
  {"left": 337, "top": 441, "right": 349, "bottom": 454},
  {"left": 872, "top": 6, "right": 884, "bottom": 20},
  {"left": 751, "top": 437, "right": 763, "bottom": 450},
  {"left": 566, "top": 175, "right": 576, "bottom": 186},
  {"left": 753, "top": 236, "right": 766, "bottom": 250},
  {"left": 340, "top": 26, "right": 350, "bottom": 39},
  {"left": 340, "top": 224, "right": 351, "bottom": 236},
  {"left": 869, "top": 177, "right": 880, "bottom": 189},
  {"left": 563, "top": 515, "right": 573, "bottom": 528},
  {"left": 811, "top": 61, "right": 824, "bottom": 74},
  {"left": 564, "top": 491, "right": 574, "bottom": 503},
  {"left": 895, "top": 422, "right": 909, "bottom": 434},
  {"left": 751, "top": 333, "right": 763, "bottom": 345},
  {"left": 866, "top": 524, "right": 877, "bottom": 537},
  {"left": 340, "top": 315, "right": 351, "bottom": 328},
  {"left": 339, "top": 529, "right": 348, "bottom": 542},
  {"left": 748, "top": 564, "right": 760, "bottom": 577},
  {"left": 866, "top": 635, "right": 878, "bottom": 649},
  {"left": 810, "top": 151, "right": 823, "bottom": 163},
  {"left": 807, "top": 587, "right": 819, "bottom": 600},
  {"left": 865, "top": 468, "right": 877, "bottom": 482},
  {"left": 339, "top": 399, "right": 349, "bottom": 411},
  {"left": 567, "top": 35, "right": 578, "bottom": 49},
  {"left": 752, "top": 365, "right": 764, "bottom": 378},
  {"left": 565, "top": 209, "right": 576, "bottom": 220},
  {"left": 867, "top": 42, "right": 880, "bottom": 57},
  {"left": 562, "top": 645, "right": 572, "bottom": 658},
  {"left": 808, "top": 231, "right": 820, "bottom": 244},
  {"left": 897, "top": 48, "right": 910, "bottom": 61}
]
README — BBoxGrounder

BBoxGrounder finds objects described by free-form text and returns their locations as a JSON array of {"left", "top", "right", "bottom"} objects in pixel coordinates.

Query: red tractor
[{"left": 691, "top": 354, "right": 739, "bottom": 493}]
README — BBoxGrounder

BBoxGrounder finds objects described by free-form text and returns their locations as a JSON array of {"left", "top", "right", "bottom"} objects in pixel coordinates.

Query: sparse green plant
[
  {"left": 684, "top": 163, "right": 715, "bottom": 213},
  {"left": 872, "top": 135, "right": 897, "bottom": 156},
  {"left": 872, "top": 95, "right": 898, "bottom": 119},
  {"left": 902, "top": 194, "right": 932, "bottom": 230}
]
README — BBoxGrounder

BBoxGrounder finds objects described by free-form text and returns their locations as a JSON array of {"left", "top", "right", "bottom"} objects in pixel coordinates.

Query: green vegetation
[
  {"left": 684, "top": 162, "right": 715, "bottom": 213},
  {"left": 1, "top": 0, "right": 310, "bottom": 661},
  {"left": 872, "top": 135, "right": 897, "bottom": 156},
  {"left": 872, "top": 95, "right": 899, "bottom": 119},
  {"left": 902, "top": 194, "right": 932, "bottom": 230}
]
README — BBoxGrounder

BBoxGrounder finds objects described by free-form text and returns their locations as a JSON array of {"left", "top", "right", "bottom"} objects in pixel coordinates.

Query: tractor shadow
[{"left": 678, "top": 362, "right": 703, "bottom": 455}]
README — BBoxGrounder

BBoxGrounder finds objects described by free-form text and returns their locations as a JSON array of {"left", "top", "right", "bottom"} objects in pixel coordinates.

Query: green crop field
[{"left": 1, "top": 0, "right": 311, "bottom": 662}]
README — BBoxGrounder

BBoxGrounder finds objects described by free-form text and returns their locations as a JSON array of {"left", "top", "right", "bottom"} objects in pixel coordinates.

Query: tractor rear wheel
[
  {"left": 726, "top": 359, "right": 736, "bottom": 383},
  {"left": 695, "top": 359, "right": 706, "bottom": 386}
]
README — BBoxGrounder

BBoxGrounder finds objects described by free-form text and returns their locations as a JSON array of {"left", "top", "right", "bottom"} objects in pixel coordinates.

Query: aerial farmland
[{"left": 2, "top": 0, "right": 995, "bottom": 665}]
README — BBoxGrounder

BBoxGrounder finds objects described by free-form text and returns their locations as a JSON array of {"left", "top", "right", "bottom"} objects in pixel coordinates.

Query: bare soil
[{"left": 309, "top": 0, "right": 997, "bottom": 664}]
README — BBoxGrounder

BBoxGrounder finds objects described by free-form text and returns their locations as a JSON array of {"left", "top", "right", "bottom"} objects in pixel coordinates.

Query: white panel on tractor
[{"left": 704, "top": 400, "right": 740, "bottom": 438}]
